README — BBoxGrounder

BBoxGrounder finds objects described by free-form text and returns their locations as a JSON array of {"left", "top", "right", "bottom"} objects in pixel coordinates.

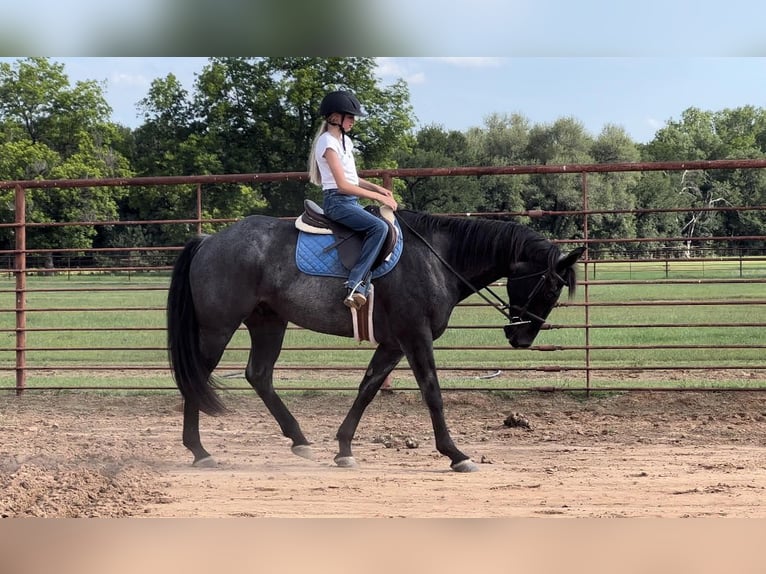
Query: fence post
[
  {"left": 14, "top": 184, "right": 26, "bottom": 395},
  {"left": 740, "top": 249, "right": 743, "bottom": 278},
  {"left": 196, "top": 184, "right": 203, "bottom": 235},
  {"left": 581, "top": 172, "right": 591, "bottom": 395}
]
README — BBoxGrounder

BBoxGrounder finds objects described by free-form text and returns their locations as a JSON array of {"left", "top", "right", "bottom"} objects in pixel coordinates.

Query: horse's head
[{"left": 503, "top": 246, "right": 585, "bottom": 348}]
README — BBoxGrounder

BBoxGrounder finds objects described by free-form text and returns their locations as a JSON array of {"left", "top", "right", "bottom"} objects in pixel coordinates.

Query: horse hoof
[
  {"left": 193, "top": 456, "right": 217, "bottom": 468},
  {"left": 291, "top": 445, "right": 314, "bottom": 460},
  {"left": 451, "top": 459, "right": 479, "bottom": 473},
  {"left": 334, "top": 456, "right": 358, "bottom": 468}
]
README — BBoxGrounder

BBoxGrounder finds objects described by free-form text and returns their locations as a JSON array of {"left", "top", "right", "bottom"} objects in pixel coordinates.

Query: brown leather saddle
[{"left": 295, "top": 199, "right": 399, "bottom": 270}]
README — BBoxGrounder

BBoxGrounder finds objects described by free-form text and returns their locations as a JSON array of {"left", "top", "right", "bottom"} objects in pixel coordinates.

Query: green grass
[
  {"left": 586, "top": 257, "right": 766, "bottom": 281},
  {"left": 0, "top": 258, "right": 764, "bottom": 391}
]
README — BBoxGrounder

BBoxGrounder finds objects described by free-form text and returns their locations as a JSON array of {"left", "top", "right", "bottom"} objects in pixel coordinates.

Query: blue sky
[
  {"left": 3, "top": 0, "right": 766, "bottom": 56},
  {"left": 44, "top": 57, "right": 766, "bottom": 144},
  {"left": 2, "top": 2, "right": 765, "bottom": 144}
]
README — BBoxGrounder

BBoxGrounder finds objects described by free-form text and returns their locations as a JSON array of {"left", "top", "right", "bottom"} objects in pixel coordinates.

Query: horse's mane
[{"left": 397, "top": 210, "right": 562, "bottom": 271}]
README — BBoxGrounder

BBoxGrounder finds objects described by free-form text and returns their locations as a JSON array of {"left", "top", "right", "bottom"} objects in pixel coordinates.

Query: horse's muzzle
[{"left": 504, "top": 321, "right": 532, "bottom": 348}]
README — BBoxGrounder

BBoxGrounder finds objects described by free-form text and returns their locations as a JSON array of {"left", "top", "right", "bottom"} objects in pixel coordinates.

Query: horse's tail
[{"left": 166, "top": 236, "right": 226, "bottom": 416}]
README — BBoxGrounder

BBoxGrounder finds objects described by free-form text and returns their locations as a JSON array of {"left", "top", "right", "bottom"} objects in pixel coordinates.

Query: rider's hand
[{"left": 383, "top": 196, "right": 398, "bottom": 211}]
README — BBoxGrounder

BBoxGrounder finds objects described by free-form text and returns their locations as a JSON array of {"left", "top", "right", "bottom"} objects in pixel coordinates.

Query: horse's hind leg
[
  {"left": 244, "top": 314, "right": 312, "bottom": 459},
  {"left": 334, "top": 345, "right": 404, "bottom": 468},
  {"left": 183, "top": 400, "right": 216, "bottom": 467},
  {"left": 182, "top": 326, "right": 236, "bottom": 467}
]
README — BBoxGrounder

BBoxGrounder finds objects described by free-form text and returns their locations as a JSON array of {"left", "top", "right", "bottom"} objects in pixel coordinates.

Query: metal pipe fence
[{"left": 1, "top": 159, "right": 765, "bottom": 394}]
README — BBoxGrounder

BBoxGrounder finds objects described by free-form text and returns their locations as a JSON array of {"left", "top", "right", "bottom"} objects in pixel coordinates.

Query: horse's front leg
[
  {"left": 404, "top": 340, "right": 479, "bottom": 472},
  {"left": 334, "top": 346, "right": 403, "bottom": 468}
]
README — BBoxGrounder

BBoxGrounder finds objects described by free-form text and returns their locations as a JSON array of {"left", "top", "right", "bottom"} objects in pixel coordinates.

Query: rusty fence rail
[{"left": 1, "top": 159, "right": 765, "bottom": 394}]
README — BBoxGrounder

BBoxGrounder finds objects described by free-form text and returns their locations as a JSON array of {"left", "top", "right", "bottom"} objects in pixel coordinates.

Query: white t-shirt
[{"left": 315, "top": 131, "right": 359, "bottom": 190}]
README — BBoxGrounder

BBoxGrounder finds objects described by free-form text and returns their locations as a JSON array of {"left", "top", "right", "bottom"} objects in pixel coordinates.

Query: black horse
[{"left": 167, "top": 209, "right": 583, "bottom": 472}]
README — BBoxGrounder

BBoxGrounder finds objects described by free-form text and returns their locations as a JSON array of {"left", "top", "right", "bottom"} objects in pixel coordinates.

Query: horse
[{"left": 166, "top": 208, "right": 584, "bottom": 472}]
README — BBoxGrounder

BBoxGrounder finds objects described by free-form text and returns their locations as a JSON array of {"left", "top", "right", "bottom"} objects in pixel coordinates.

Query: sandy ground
[{"left": 2, "top": 389, "right": 766, "bottom": 518}]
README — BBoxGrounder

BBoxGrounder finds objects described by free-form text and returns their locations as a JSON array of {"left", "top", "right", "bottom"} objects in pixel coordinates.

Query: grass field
[{"left": 0, "top": 257, "right": 764, "bottom": 391}]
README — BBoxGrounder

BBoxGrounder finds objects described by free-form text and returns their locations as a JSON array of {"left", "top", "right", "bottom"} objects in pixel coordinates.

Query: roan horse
[{"left": 167, "top": 209, "right": 584, "bottom": 472}]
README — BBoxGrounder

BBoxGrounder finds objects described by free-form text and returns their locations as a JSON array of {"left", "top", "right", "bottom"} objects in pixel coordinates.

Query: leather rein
[{"left": 395, "top": 214, "right": 563, "bottom": 327}]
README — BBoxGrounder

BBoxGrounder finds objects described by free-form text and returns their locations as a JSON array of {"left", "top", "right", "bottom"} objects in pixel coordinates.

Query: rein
[{"left": 395, "top": 214, "right": 551, "bottom": 325}]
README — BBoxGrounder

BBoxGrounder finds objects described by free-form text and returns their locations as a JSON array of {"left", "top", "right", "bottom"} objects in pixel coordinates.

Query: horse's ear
[{"left": 556, "top": 246, "right": 585, "bottom": 271}]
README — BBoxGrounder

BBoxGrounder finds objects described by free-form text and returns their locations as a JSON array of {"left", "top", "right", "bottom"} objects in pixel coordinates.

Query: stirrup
[
  {"left": 344, "top": 282, "right": 367, "bottom": 310},
  {"left": 344, "top": 289, "right": 367, "bottom": 310}
]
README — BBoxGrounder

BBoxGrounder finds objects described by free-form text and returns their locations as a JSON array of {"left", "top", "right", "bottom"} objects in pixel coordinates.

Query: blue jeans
[{"left": 323, "top": 190, "right": 388, "bottom": 294}]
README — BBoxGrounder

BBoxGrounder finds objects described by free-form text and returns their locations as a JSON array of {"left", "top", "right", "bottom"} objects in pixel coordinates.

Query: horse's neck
[
  {"left": 409, "top": 213, "right": 510, "bottom": 292},
  {"left": 456, "top": 266, "right": 505, "bottom": 299},
  {"left": 406, "top": 212, "right": 555, "bottom": 297},
  {"left": 436, "top": 237, "right": 508, "bottom": 297}
]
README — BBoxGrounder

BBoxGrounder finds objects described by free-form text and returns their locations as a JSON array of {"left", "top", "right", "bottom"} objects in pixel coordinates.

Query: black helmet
[{"left": 319, "top": 90, "right": 366, "bottom": 118}]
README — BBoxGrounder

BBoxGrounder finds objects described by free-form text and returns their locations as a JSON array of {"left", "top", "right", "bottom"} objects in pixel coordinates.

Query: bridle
[
  {"left": 503, "top": 270, "right": 566, "bottom": 341},
  {"left": 395, "top": 214, "right": 566, "bottom": 334},
  {"left": 506, "top": 270, "right": 566, "bottom": 326}
]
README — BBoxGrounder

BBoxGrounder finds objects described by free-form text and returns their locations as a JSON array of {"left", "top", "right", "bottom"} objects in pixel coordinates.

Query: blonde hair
[{"left": 308, "top": 120, "right": 329, "bottom": 186}]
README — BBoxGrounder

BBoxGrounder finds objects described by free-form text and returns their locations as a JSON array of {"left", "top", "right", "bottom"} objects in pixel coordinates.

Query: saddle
[{"left": 295, "top": 199, "right": 399, "bottom": 270}]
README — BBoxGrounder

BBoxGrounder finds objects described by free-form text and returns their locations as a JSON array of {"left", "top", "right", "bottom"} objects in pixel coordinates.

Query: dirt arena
[{"left": 2, "top": 388, "right": 766, "bottom": 518}]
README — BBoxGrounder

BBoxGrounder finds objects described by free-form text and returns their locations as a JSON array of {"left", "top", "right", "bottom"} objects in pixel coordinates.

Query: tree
[
  {"left": 645, "top": 107, "right": 723, "bottom": 162},
  {"left": 0, "top": 57, "right": 112, "bottom": 156},
  {"left": 188, "top": 57, "right": 414, "bottom": 216},
  {"left": 642, "top": 105, "right": 766, "bottom": 253},
  {"left": 133, "top": 73, "right": 197, "bottom": 175},
  {"left": 585, "top": 125, "right": 640, "bottom": 256},
  {"left": 0, "top": 58, "right": 132, "bottom": 264},
  {"left": 394, "top": 125, "right": 481, "bottom": 212},
  {"left": 630, "top": 171, "right": 680, "bottom": 257},
  {"left": 708, "top": 107, "right": 766, "bottom": 251},
  {"left": 676, "top": 169, "right": 730, "bottom": 258},
  {"left": 124, "top": 73, "right": 236, "bottom": 246},
  {"left": 524, "top": 117, "right": 594, "bottom": 240},
  {"left": 466, "top": 114, "right": 533, "bottom": 213}
]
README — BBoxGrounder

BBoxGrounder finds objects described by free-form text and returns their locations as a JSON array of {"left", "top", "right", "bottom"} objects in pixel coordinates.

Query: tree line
[{"left": 1, "top": 57, "right": 765, "bottom": 265}]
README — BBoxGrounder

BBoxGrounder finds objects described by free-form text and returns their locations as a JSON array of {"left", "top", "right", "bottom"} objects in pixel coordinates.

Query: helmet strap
[{"left": 327, "top": 114, "right": 349, "bottom": 152}]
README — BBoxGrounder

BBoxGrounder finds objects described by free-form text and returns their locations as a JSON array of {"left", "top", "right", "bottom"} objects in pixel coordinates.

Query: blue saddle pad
[{"left": 295, "top": 220, "right": 403, "bottom": 279}]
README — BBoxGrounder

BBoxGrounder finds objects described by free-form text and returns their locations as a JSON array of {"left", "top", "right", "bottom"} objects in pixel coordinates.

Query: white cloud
[
  {"left": 434, "top": 57, "right": 506, "bottom": 68},
  {"left": 376, "top": 58, "right": 427, "bottom": 86},
  {"left": 375, "top": 57, "right": 405, "bottom": 77},
  {"left": 405, "top": 72, "right": 427, "bottom": 85},
  {"left": 110, "top": 73, "right": 150, "bottom": 88}
]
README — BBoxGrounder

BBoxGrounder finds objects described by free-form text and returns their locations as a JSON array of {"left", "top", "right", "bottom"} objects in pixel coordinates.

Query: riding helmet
[{"left": 319, "top": 90, "right": 366, "bottom": 118}]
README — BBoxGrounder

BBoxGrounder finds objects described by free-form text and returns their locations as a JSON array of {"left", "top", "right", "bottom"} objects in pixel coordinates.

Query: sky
[
  {"left": 1, "top": 0, "right": 765, "bottom": 145},
  {"left": 38, "top": 57, "right": 766, "bottom": 144},
  {"left": 2, "top": 0, "right": 766, "bottom": 56}
]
